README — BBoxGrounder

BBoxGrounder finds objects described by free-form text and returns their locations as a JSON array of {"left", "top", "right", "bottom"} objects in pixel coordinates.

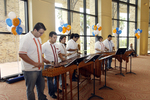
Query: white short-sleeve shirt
[
  {"left": 42, "top": 41, "right": 61, "bottom": 63},
  {"left": 95, "top": 41, "right": 105, "bottom": 53},
  {"left": 66, "top": 39, "right": 78, "bottom": 59},
  {"left": 19, "top": 31, "right": 42, "bottom": 71},
  {"left": 57, "top": 42, "right": 67, "bottom": 62},
  {"left": 103, "top": 39, "right": 114, "bottom": 52}
]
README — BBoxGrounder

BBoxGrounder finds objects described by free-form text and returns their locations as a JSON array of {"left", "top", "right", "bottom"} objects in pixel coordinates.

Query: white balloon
[
  {"left": 96, "top": 30, "right": 99, "bottom": 35},
  {"left": 7, "top": 25, "right": 14, "bottom": 32},
  {"left": 66, "top": 30, "right": 70, "bottom": 34},
  {"left": 138, "top": 31, "right": 140, "bottom": 35},
  {"left": 20, "top": 25, "right": 25, "bottom": 32},
  {"left": 94, "top": 30, "right": 96, "bottom": 35},
  {"left": 8, "top": 12, "right": 16, "bottom": 20},
  {"left": 60, "top": 20, "right": 64, "bottom": 26},
  {"left": 148, "top": 31, "right": 150, "bottom": 35},
  {"left": 113, "top": 33, "right": 117, "bottom": 37},
  {"left": 96, "top": 23, "right": 100, "bottom": 28}
]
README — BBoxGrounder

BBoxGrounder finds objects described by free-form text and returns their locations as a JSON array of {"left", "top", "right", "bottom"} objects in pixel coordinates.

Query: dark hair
[
  {"left": 33, "top": 22, "right": 46, "bottom": 31},
  {"left": 70, "top": 33, "right": 80, "bottom": 39},
  {"left": 97, "top": 36, "right": 103, "bottom": 40},
  {"left": 59, "top": 35, "right": 66, "bottom": 42},
  {"left": 108, "top": 34, "right": 112, "bottom": 38},
  {"left": 49, "top": 31, "right": 57, "bottom": 37}
]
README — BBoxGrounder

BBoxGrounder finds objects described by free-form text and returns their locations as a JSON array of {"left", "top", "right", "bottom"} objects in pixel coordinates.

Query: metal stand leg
[{"left": 126, "top": 56, "right": 136, "bottom": 74}]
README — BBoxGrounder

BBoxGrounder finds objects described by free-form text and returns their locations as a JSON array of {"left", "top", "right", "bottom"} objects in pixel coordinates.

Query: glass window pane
[
  {"left": 148, "top": 38, "right": 150, "bottom": 53},
  {"left": 112, "top": 37, "right": 117, "bottom": 50},
  {"left": 70, "top": 0, "right": 83, "bottom": 12},
  {"left": 129, "top": 38, "right": 135, "bottom": 50},
  {"left": 130, "top": 0, "right": 136, "bottom": 4},
  {"left": 119, "top": 3, "right": 127, "bottom": 20},
  {"left": 129, "top": 22, "right": 135, "bottom": 36},
  {"left": 120, "top": 0, "right": 127, "bottom": 2},
  {"left": 87, "top": 15, "right": 96, "bottom": 35},
  {"left": 55, "top": 9, "right": 68, "bottom": 34},
  {"left": 119, "top": 38, "right": 127, "bottom": 48},
  {"left": 119, "top": 21, "right": 127, "bottom": 36},
  {"left": 112, "top": 2, "right": 117, "bottom": 19},
  {"left": 87, "top": 37, "right": 95, "bottom": 54},
  {"left": 129, "top": 6, "right": 135, "bottom": 21},
  {"left": 55, "top": 0, "right": 67, "bottom": 9},
  {"left": 86, "top": 0, "right": 95, "bottom": 15},
  {"left": 0, "top": 0, "right": 26, "bottom": 32}
]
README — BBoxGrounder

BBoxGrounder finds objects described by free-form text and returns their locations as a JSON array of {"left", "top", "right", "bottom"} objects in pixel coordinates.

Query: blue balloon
[
  {"left": 6, "top": 18, "right": 12, "bottom": 27},
  {"left": 135, "top": 30, "right": 138, "bottom": 33},
  {"left": 116, "top": 31, "right": 119, "bottom": 35},
  {"left": 137, "top": 29, "right": 140, "bottom": 31},
  {"left": 58, "top": 27, "right": 63, "bottom": 32},
  {"left": 16, "top": 26, "right": 23, "bottom": 35},
  {"left": 64, "top": 23, "right": 68, "bottom": 27},
  {"left": 18, "top": 18, "right": 21, "bottom": 26},
  {"left": 116, "top": 27, "right": 119, "bottom": 32},
  {"left": 140, "top": 30, "right": 142, "bottom": 33},
  {"left": 119, "top": 30, "right": 122, "bottom": 34},
  {"left": 92, "top": 32, "right": 95, "bottom": 36},
  {"left": 92, "top": 25, "right": 94, "bottom": 30}
]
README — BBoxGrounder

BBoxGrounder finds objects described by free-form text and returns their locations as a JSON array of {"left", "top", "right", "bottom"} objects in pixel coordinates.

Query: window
[
  {"left": 112, "top": 0, "right": 137, "bottom": 51},
  {"left": 55, "top": 0, "right": 98, "bottom": 55},
  {"left": 0, "top": 0, "right": 28, "bottom": 77}
]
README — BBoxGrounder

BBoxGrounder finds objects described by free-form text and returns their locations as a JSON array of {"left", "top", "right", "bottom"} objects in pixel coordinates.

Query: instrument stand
[
  {"left": 99, "top": 57, "right": 113, "bottom": 90},
  {"left": 115, "top": 48, "right": 126, "bottom": 77},
  {"left": 87, "top": 55, "right": 103, "bottom": 100},
  {"left": 126, "top": 55, "right": 136, "bottom": 75}
]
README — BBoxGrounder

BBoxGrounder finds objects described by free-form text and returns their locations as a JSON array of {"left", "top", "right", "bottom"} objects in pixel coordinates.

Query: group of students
[
  {"left": 19, "top": 22, "right": 115, "bottom": 100},
  {"left": 19, "top": 22, "right": 80, "bottom": 100}
]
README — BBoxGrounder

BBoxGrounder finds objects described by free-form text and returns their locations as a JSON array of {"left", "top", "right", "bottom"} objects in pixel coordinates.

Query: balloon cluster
[
  {"left": 58, "top": 20, "right": 71, "bottom": 34},
  {"left": 113, "top": 27, "right": 122, "bottom": 35},
  {"left": 92, "top": 23, "right": 102, "bottom": 36},
  {"left": 134, "top": 29, "right": 142, "bottom": 39},
  {"left": 6, "top": 12, "right": 24, "bottom": 35}
]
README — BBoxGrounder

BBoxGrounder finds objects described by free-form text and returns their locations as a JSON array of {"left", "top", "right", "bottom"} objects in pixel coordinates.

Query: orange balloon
[
  {"left": 11, "top": 27, "right": 17, "bottom": 35},
  {"left": 67, "top": 25, "right": 71, "bottom": 31},
  {"left": 113, "top": 29, "right": 117, "bottom": 33},
  {"left": 135, "top": 33, "right": 138, "bottom": 37},
  {"left": 13, "top": 18, "right": 19, "bottom": 26},
  {"left": 62, "top": 27, "right": 66, "bottom": 33},
  {"left": 98, "top": 26, "right": 102, "bottom": 31},
  {"left": 94, "top": 25, "right": 97, "bottom": 30}
]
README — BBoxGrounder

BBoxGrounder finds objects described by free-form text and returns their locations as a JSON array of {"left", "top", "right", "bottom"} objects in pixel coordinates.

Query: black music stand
[
  {"left": 115, "top": 48, "right": 126, "bottom": 76},
  {"left": 85, "top": 54, "right": 103, "bottom": 100},
  {"left": 126, "top": 52, "right": 136, "bottom": 75},
  {"left": 99, "top": 55, "right": 113, "bottom": 90}
]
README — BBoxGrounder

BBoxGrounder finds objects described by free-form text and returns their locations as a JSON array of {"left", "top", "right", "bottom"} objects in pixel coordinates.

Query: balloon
[
  {"left": 13, "top": 18, "right": 20, "bottom": 26},
  {"left": 149, "top": 31, "right": 150, "bottom": 35},
  {"left": 137, "top": 28, "right": 140, "bottom": 31},
  {"left": 135, "top": 33, "right": 138, "bottom": 37},
  {"left": 18, "top": 18, "right": 21, "bottom": 25},
  {"left": 113, "top": 33, "right": 117, "bottom": 37},
  {"left": 135, "top": 30, "right": 138, "bottom": 33},
  {"left": 140, "top": 30, "right": 142, "bottom": 33},
  {"left": 137, "top": 31, "right": 140, "bottom": 35},
  {"left": 64, "top": 23, "right": 68, "bottom": 27},
  {"left": 116, "top": 31, "right": 119, "bottom": 35},
  {"left": 66, "top": 30, "right": 70, "bottom": 34},
  {"left": 96, "top": 23, "right": 100, "bottom": 28},
  {"left": 92, "top": 32, "right": 95, "bottom": 36},
  {"left": 58, "top": 27, "right": 63, "bottom": 32},
  {"left": 98, "top": 26, "right": 102, "bottom": 31},
  {"left": 116, "top": 27, "right": 119, "bottom": 31},
  {"left": 7, "top": 25, "right": 12, "bottom": 32},
  {"left": 92, "top": 25, "right": 94, "bottom": 30},
  {"left": 16, "top": 26, "right": 23, "bottom": 35},
  {"left": 113, "top": 29, "right": 116, "bottom": 33},
  {"left": 94, "top": 25, "right": 97, "bottom": 30},
  {"left": 95, "top": 30, "right": 99, "bottom": 35},
  {"left": 6, "top": 18, "right": 12, "bottom": 27},
  {"left": 66, "top": 25, "right": 71, "bottom": 31},
  {"left": 60, "top": 20, "right": 64, "bottom": 26},
  {"left": 119, "top": 30, "right": 122, "bottom": 34},
  {"left": 62, "top": 27, "right": 66, "bottom": 33},
  {"left": 20, "top": 25, "right": 25, "bottom": 32},
  {"left": 11, "top": 27, "right": 17, "bottom": 35},
  {"left": 136, "top": 35, "right": 140, "bottom": 39},
  {"left": 8, "top": 12, "right": 16, "bottom": 20}
]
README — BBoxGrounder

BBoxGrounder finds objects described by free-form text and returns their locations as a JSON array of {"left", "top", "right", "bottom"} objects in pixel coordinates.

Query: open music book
[{"left": 84, "top": 54, "right": 101, "bottom": 63}]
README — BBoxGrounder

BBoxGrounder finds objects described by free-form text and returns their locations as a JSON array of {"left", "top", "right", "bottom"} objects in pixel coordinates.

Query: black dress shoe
[{"left": 51, "top": 94, "right": 57, "bottom": 99}]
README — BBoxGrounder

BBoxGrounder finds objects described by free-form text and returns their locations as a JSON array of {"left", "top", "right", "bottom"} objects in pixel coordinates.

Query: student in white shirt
[
  {"left": 42, "top": 31, "right": 65, "bottom": 99},
  {"left": 95, "top": 36, "right": 108, "bottom": 53},
  {"left": 57, "top": 35, "right": 72, "bottom": 88},
  {"left": 103, "top": 35, "right": 115, "bottom": 69},
  {"left": 66, "top": 33, "right": 80, "bottom": 81},
  {"left": 19, "top": 22, "right": 49, "bottom": 100}
]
